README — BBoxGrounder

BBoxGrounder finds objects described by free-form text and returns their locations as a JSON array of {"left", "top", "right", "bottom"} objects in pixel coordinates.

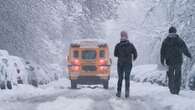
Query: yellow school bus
[{"left": 67, "top": 39, "right": 111, "bottom": 89}]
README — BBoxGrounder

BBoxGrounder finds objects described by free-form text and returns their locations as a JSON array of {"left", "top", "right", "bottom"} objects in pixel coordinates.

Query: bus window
[
  {"left": 82, "top": 50, "right": 96, "bottom": 60},
  {"left": 99, "top": 50, "right": 105, "bottom": 58},
  {"left": 73, "top": 50, "right": 79, "bottom": 58}
]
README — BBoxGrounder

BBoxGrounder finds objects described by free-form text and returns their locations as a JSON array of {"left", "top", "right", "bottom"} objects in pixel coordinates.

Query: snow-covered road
[
  {"left": 1, "top": 77, "right": 195, "bottom": 110},
  {"left": 0, "top": 79, "right": 162, "bottom": 110}
]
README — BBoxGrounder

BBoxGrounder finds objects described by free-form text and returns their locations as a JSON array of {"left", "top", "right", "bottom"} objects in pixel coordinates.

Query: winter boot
[
  {"left": 32, "top": 80, "right": 38, "bottom": 87},
  {"left": 7, "top": 81, "right": 12, "bottom": 90},
  {"left": 174, "top": 88, "right": 180, "bottom": 95},
  {"left": 116, "top": 91, "right": 121, "bottom": 98},
  {"left": 125, "top": 90, "right": 129, "bottom": 98},
  {"left": 17, "top": 77, "right": 23, "bottom": 84}
]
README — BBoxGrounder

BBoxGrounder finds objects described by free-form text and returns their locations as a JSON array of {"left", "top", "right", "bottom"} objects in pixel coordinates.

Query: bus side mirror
[
  {"left": 110, "top": 58, "right": 112, "bottom": 65},
  {"left": 66, "top": 56, "right": 70, "bottom": 61}
]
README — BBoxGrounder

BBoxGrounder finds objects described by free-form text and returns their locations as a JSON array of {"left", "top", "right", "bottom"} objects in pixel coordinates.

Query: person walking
[
  {"left": 160, "top": 26, "right": 192, "bottom": 95},
  {"left": 114, "top": 31, "right": 137, "bottom": 98}
]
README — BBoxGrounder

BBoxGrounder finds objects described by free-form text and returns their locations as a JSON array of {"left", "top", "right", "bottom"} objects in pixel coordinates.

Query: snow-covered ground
[{"left": 1, "top": 65, "right": 195, "bottom": 110}]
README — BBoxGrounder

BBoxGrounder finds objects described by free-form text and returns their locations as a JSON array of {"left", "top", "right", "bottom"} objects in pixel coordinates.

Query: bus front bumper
[{"left": 69, "top": 73, "right": 110, "bottom": 84}]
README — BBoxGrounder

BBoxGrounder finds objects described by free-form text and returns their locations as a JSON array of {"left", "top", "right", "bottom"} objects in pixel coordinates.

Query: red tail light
[
  {"left": 72, "top": 66, "right": 80, "bottom": 71},
  {"left": 71, "top": 59, "right": 80, "bottom": 65},
  {"left": 71, "top": 59, "right": 80, "bottom": 72},
  {"left": 99, "top": 59, "right": 106, "bottom": 65},
  {"left": 99, "top": 59, "right": 108, "bottom": 71}
]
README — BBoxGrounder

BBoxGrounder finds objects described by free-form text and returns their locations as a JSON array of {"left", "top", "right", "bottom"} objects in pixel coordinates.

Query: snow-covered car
[
  {"left": 25, "top": 61, "right": 50, "bottom": 87},
  {"left": 9, "top": 56, "right": 27, "bottom": 84},
  {"left": 0, "top": 50, "right": 27, "bottom": 89},
  {"left": 0, "top": 50, "right": 13, "bottom": 89},
  {"left": 0, "top": 58, "right": 12, "bottom": 90},
  {"left": 0, "top": 49, "right": 53, "bottom": 89}
]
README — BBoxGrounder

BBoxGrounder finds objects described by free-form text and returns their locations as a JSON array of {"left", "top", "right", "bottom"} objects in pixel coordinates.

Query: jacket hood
[
  {"left": 168, "top": 33, "right": 178, "bottom": 38},
  {"left": 119, "top": 40, "right": 130, "bottom": 46}
]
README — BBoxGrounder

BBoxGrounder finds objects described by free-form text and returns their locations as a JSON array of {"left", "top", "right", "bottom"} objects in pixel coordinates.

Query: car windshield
[{"left": 82, "top": 50, "right": 96, "bottom": 60}]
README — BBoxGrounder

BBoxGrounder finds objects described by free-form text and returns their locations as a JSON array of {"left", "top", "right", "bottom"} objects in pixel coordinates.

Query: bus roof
[{"left": 71, "top": 39, "right": 107, "bottom": 48}]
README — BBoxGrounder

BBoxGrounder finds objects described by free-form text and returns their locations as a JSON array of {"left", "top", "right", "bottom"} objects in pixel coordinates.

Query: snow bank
[
  {"left": 130, "top": 81, "right": 195, "bottom": 110},
  {"left": 0, "top": 84, "right": 48, "bottom": 101},
  {"left": 131, "top": 64, "right": 195, "bottom": 88},
  {"left": 0, "top": 78, "right": 69, "bottom": 101},
  {"left": 131, "top": 64, "right": 167, "bottom": 86},
  {"left": 37, "top": 97, "right": 94, "bottom": 110},
  {"left": 109, "top": 78, "right": 195, "bottom": 110},
  {"left": 189, "top": 64, "right": 195, "bottom": 78}
]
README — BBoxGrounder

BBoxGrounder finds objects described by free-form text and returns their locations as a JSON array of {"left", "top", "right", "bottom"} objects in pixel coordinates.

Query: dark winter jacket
[
  {"left": 160, "top": 33, "right": 192, "bottom": 66},
  {"left": 114, "top": 40, "right": 137, "bottom": 64}
]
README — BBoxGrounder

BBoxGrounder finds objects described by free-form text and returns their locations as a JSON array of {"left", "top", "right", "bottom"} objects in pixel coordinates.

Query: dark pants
[
  {"left": 117, "top": 63, "right": 132, "bottom": 93},
  {"left": 167, "top": 64, "right": 182, "bottom": 95}
]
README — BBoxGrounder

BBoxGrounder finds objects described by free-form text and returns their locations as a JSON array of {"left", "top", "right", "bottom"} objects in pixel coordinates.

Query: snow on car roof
[{"left": 0, "top": 50, "right": 9, "bottom": 59}]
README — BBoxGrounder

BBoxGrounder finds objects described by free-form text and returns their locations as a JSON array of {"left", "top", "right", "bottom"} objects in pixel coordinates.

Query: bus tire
[
  {"left": 71, "top": 80, "right": 77, "bottom": 89},
  {"left": 103, "top": 80, "right": 109, "bottom": 89},
  {"left": 0, "top": 81, "right": 6, "bottom": 90}
]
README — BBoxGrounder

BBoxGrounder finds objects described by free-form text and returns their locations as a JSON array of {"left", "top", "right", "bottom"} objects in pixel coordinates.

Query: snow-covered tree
[{"left": 0, "top": 0, "right": 118, "bottom": 81}]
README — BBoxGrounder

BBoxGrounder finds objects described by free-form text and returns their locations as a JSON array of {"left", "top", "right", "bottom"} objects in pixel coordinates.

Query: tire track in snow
[{"left": 0, "top": 85, "right": 172, "bottom": 110}]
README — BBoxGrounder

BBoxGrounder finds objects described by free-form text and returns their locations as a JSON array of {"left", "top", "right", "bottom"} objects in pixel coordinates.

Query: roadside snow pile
[
  {"left": 42, "top": 78, "right": 69, "bottom": 90},
  {"left": 37, "top": 97, "right": 94, "bottom": 110},
  {"left": 109, "top": 78, "right": 195, "bottom": 110},
  {"left": 130, "top": 82, "right": 195, "bottom": 110},
  {"left": 0, "top": 78, "right": 69, "bottom": 101},
  {"left": 0, "top": 84, "right": 47, "bottom": 101},
  {"left": 131, "top": 64, "right": 167, "bottom": 86}
]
